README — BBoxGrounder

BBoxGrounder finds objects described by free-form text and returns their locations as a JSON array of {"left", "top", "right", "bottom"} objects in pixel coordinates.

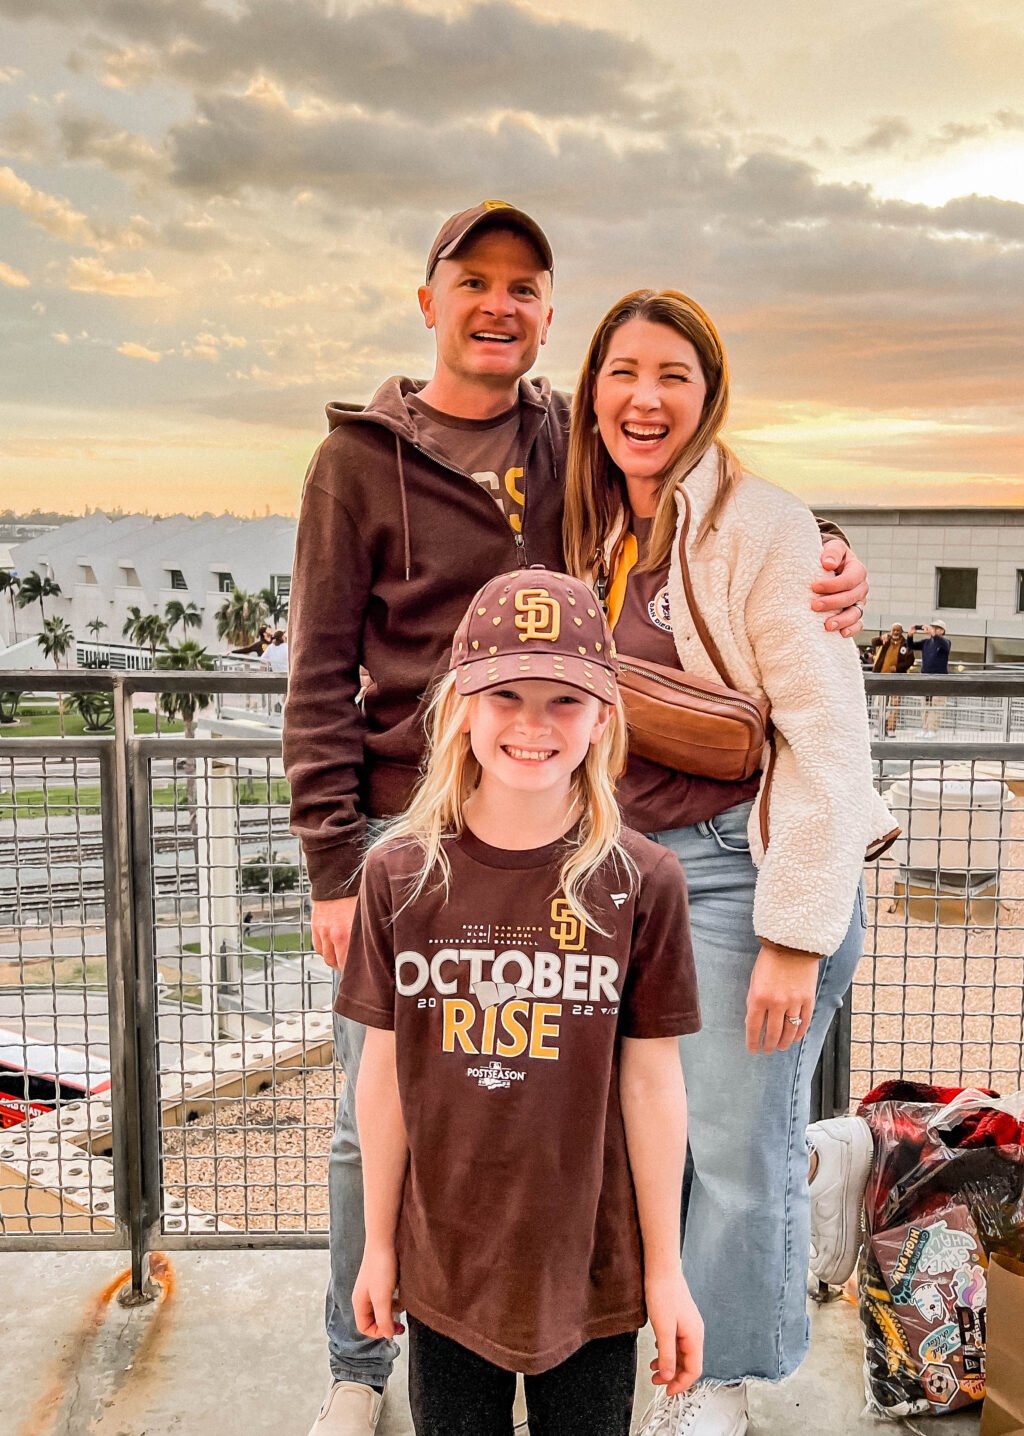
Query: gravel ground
[{"left": 164, "top": 799, "right": 1024, "bottom": 1226}]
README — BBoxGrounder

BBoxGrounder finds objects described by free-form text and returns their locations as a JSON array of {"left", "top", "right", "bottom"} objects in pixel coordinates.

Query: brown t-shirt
[
  {"left": 407, "top": 393, "right": 527, "bottom": 532},
  {"left": 614, "top": 518, "right": 761, "bottom": 834},
  {"left": 336, "top": 824, "right": 700, "bottom": 1374}
]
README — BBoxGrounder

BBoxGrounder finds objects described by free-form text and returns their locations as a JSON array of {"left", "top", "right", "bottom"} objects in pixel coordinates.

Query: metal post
[{"left": 110, "top": 678, "right": 156, "bottom": 1302}]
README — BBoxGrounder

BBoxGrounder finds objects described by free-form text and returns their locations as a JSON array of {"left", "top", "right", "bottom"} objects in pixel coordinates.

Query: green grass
[
  {"left": 0, "top": 709, "right": 183, "bottom": 739},
  {"left": 1, "top": 779, "right": 187, "bottom": 818},
  {"left": 237, "top": 779, "right": 291, "bottom": 805},
  {"left": 243, "top": 932, "right": 304, "bottom": 953}
]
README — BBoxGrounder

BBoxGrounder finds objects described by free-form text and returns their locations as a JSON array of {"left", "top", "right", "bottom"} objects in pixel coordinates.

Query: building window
[
  {"left": 168, "top": 569, "right": 188, "bottom": 590},
  {"left": 935, "top": 567, "right": 977, "bottom": 610},
  {"left": 1017, "top": 571, "right": 1024, "bottom": 614},
  {"left": 271, "top": 573, "right": 291, "bottom": 598},
  {"left": 214, "top": 571, "right": 234, "bottom": 593},
  {"left": 79, "top": 564, "right": 97, "bottom": 584},
  {"left": 120, "top": 565, "right": 142, "bottom": 588}
]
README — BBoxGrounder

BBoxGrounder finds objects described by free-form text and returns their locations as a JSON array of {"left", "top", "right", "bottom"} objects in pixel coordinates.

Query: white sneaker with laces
[
  {"left": 306, "top": 1380, "right": 385, "bottom": 1436},
  {"left": 635, "top": 1382, "right": 748, "bottom": 1436},
  {"left": 807, "top": 1114, "right": 873, "bottom": 1286}
]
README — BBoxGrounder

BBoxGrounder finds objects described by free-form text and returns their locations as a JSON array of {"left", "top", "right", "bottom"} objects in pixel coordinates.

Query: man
[
  {"left": 871, "top": 622, "right": 914, "bottom": 674},
  {"left": 284, "top": 202, "right": 871, "bottom": 1436},
  {"left": 908, "top": 620, "right": 951, "bottom": 674},
  {"left": 872, "top": 622, "right": 914, "bottom": 735},
  {"left": 909, "top": 620, "right": 951, "bottom": 734}
]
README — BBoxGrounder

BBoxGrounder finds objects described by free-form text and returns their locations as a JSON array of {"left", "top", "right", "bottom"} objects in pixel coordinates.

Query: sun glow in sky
[{"left": 0, "top": 0, "right": 1022, "bottom": 516}]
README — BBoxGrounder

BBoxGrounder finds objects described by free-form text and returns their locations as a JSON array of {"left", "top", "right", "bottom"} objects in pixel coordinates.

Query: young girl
[{"left": 337, "top": 567, "right": 704, "bottom": 1436}]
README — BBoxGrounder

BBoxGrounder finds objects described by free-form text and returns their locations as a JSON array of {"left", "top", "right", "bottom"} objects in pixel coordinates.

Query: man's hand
[
  {"left": 646, "top": 1268, "right": 704, "bottom": 1396},
  {"left": 311, "top": 895, "right": 358, "bottom": 972},
  {"left": 812, "top": 538, "right": 868, "bottom": 638},
  {"left": 745, "top": 944, "right": 821, "bottom": 1054},
  {"left": 353, "top": 1244, "right": 405, "bottom": 1340}
]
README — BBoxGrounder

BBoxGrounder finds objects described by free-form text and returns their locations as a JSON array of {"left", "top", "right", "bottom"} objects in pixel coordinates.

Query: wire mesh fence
[
  {"left": 854, "top": 743, "right": 1024, "bottom": 1098},
  {"left": 1, "top": 673, "right": 1023, "bottom": 1271},
  {"left": 0, "top": 739, "right": 124, "bottom": 1244}
]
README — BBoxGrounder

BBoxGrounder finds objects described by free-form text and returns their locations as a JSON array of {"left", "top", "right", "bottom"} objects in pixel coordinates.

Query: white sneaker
[
  {"left": 635, "top": 1382, "right": 748, "bottom": 1435},
  {"left": 307, "top": 1380, "right": 385, "bottom": 1436},
  {"left": 807, "top": 1114, "right": 873, "bottom": 1285}
]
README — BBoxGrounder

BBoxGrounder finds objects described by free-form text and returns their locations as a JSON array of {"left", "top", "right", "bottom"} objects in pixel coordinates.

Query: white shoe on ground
[
  {"left": 635, "top": 1382, "right": 748, "bottom": 1435},
  {"left": 807, "top": 1114, "right": 873, "bottom": 1286},
  {"left": 306, "top": 1380, "right": 385, "bottom": 1436}
]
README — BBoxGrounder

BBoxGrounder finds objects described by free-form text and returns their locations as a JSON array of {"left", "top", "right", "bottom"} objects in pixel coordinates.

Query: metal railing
[{"left": 2, "top": 672, "right": 1023, "bottom": 1298}]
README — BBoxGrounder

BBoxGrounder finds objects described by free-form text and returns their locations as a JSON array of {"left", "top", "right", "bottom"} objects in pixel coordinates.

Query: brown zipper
[{"left": 617, "top": 661, "right": 765, "bottom": 719}]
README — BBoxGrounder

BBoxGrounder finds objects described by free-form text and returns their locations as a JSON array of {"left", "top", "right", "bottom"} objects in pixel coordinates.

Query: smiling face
[
  {"left": 463, "top": 679, "right": 610, "bottom": 799},
  {"left": 593, "top": 316, "right": 708, "bottom": 485},
  {"left": 418, "top": 228, "right": 553, "bottom": 394}
]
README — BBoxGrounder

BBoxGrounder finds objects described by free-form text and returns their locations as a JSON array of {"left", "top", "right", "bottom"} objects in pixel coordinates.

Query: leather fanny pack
[{"left": 612, "top": 485, "right": 771, "bottom": 783}]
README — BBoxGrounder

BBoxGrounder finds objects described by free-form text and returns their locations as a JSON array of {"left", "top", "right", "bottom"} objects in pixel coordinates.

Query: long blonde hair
[
  {"left": 563, "top": 288, "right": 744, "bottom": 579},
  {"left": 369, "top": 671, "right": 635, "bottom": 933}
]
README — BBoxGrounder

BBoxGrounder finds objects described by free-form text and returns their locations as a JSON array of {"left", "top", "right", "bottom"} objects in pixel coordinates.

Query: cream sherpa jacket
[{"left": 606, "top": 445, "right": 897, "bottom": 957}]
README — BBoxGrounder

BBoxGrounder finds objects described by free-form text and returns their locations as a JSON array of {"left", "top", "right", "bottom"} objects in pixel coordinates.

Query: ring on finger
[
  {"left": 851, "top": 603, "right": 864, "bottom": 618},
  {"left": 785, "top": 1013, "right": 801, "bottom": 1026}
]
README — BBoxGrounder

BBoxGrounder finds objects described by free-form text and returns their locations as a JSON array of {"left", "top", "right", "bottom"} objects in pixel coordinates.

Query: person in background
[
  {"left": 908, "top": 621, "right": 950, "bottom": 674},
  {"left": 871, "top": 623, "right": 914, "bottom": 674},
  {"left": 872, "top": 623, "right": 914, "bottom": 735},
  {"left": 909, "top": 620, "right": 950, "bottom": 734},
  {"left": 264, "top": 630, "right": 289, "bottom": 673},
  {"left": 233, "top": 623, "right": 274, "bottom": 658}
]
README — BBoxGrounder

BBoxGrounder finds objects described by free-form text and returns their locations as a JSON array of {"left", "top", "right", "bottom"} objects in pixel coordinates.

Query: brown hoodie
[{"left": 283, "top": 375, "right": 569, "bottom": 900}]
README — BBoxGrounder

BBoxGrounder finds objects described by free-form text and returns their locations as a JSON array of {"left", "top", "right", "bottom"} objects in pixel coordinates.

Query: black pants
[{"left": 407, "top": 1315, "right": 638, "bottom": 1436}]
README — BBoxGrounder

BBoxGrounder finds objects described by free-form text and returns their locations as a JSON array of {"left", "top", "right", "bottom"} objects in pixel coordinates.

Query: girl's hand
[
  {"left": 645, "top": 1269, "right": 704, "bottom": 1395},
  {"left": 745, "top": 944, "right": 821, "bottom": 1054},
  {"left": 352, "top": 1245, "right": 404, "bottom": 1339}
]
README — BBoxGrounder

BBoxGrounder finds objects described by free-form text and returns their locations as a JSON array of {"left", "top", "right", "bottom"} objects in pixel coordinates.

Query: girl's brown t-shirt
[{"left": 336, "top": 824, "right": 699, "bottom": 1374}]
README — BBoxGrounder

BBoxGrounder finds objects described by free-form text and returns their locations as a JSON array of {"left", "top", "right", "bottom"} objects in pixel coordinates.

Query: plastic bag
[{"left": 856, "top": 1082, "right": 1024, "bottom": 1420}]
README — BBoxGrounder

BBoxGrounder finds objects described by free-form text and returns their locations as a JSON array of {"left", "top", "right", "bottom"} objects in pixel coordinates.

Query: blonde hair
[
  {"left": 369, "top": 672, "right": 635, "bottom": 933},
  {"left": 563, "top": 288, "right": 745, "bottom": 579}
]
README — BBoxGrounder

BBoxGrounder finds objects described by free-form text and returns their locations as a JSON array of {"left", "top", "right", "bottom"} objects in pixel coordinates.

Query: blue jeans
[
  {"left": 652, "top": 799, "right": 865, "bottom": 1383},
  {"left": 326, "top": 998, "right": 401, "bottom": 1383}
]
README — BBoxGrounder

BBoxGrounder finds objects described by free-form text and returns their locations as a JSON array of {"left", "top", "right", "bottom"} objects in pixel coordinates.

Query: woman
[{"left": 563, "top": 290, "right": 897, "bottom": 1434}]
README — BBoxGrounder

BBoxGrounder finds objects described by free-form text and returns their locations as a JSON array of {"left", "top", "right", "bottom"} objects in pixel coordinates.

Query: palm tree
[
  {"left": 0, "top": 570, "right": 20, "bottom": 644},
  {"left": 16, "top": 570, "right": 62, "bottom": 627},
  {"left": 122, "top": 605, "right": 144, "bottom": 641},
  {"left": 164, "top": 599, "right": 203, "bottom": 637},
  {"left": 71, "top": 691, "right": 115, "bottom": 732},
  {"left": 215, "top": 588, "right": 268, "bottom": 648},
  {"left": 156, "top": 639, "right": 214, "bottom": 818},
  {"left": 86, "top": 617, "right": 108, "bottom": 639},
  {"left": 37, "top": 616, "right": 75, "bottom": 738},
  {"left": 123, "top": 609, "right": 168, "bottom": 665},
  {"left": 259, "top": 586, "right": 288, "bottom": 628}
]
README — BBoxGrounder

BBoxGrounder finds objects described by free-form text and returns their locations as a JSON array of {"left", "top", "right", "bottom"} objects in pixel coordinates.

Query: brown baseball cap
[
  {"left": 425, "top": 201, "right": 554, "bottom": 283},
  {"left": 450, "top": 567, "right": 617, "bottom": 703}
]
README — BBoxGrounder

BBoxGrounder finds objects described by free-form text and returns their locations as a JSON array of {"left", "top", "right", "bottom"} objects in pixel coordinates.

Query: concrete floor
[{"left": 0, "top": 1249, "right": 981, "bottom": 1436}]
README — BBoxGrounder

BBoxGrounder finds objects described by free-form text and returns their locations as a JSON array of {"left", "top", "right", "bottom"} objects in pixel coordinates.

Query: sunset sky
[{"left": 1, "top": 0, "right": 1022, "bottom": 516}]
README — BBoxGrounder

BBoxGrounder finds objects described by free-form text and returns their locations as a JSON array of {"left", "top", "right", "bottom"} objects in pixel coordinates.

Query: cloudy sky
[{"left": 1, "top": 0, "right": 1022, "bottom": 516}]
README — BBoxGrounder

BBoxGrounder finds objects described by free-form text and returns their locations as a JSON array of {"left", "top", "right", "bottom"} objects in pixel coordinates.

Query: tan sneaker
[{"left": 307, "top": 1380, "right": 385, "bottom": 1435}]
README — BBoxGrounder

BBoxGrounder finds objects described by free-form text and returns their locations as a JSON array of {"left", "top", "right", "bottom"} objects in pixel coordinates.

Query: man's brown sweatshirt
[{"left": 283, "top": 375, "right": 569, "bottom": 900}]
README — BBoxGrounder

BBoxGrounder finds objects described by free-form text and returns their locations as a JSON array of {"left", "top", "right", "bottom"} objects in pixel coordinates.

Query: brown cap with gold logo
[
  {"left": 425, "top": 201, "right": 554, "bottom": 282},
  {"left": 450, "top": 568, "right": 617, "bottom": 703}
]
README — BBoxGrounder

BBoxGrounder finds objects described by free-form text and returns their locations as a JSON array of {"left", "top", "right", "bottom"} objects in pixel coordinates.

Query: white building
[
  {"left": 3, "top": 504, "right": 1023, "bottom": 670},
  {"left": 1, "top": 513, "right": 296, "bottom": 664},
  {"left": 819, "top": 507, "right": 1024, "bottom": 666}
]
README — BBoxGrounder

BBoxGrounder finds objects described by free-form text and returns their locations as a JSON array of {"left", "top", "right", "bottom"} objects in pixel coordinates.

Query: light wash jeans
[
  {"left": 326, "top": 1000, "right": 401, "bottom": 1384},
  {"left": 652, "top": 798, "right": 866, "bottom": 1384}
]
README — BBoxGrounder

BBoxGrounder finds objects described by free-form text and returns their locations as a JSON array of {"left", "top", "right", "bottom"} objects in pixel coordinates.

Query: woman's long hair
[
  {"left": 563, "top": 289, "right": 744, "bottom": 579},
  {"left": 369, "top": 671, "right": 635, "bottom": 933}
]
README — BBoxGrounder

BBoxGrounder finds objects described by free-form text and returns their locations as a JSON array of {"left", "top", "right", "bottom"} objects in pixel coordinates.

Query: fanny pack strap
[{"left": 676, "top": 482, "right": 737, "bottom": 690}]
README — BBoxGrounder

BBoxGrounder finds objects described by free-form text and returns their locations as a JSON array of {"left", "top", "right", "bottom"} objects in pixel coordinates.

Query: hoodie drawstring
[{"left": 395, "top": 434, "right": 411, "bottom": 581}]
